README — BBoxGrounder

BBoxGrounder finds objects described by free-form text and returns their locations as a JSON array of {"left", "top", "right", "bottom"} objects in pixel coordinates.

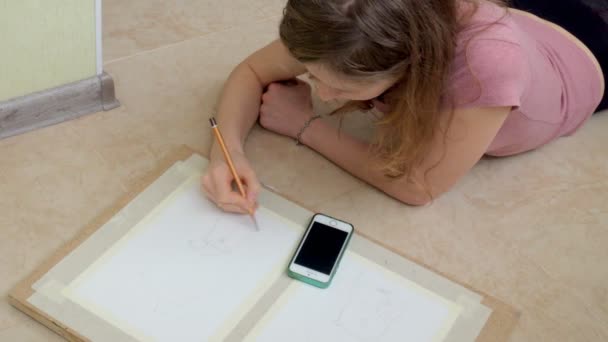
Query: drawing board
[{"left": 8, "top": 146, "right": 519, "bottom": 342}]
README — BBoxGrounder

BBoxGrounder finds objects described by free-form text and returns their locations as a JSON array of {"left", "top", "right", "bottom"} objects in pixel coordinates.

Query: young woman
[{"left": 202, "top": 0, "right": 606, "bottom": 212}]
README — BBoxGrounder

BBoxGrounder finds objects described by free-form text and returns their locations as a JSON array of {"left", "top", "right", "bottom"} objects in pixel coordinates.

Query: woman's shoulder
[
  {"left": 457, "top": 1, "right": 523, "bottom": 46},
  {"left": 446, "top": 2, "right": 530, "bottom": 109}
]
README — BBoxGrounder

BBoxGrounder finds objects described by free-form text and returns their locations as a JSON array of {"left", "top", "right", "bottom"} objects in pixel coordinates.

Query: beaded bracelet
[{"left": 295, "top": 114, "right": 322, "bottom": 145}]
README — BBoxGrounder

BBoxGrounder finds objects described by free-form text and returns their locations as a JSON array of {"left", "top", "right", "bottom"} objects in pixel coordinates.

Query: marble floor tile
[
  {"left": 0, "top": 318, "right": 63, "bottom": 341},
  {"left": 103, "top": 0, "right": 287, "bottom": 62},
  {"left": 103, "top": 17, "right": 283, "bottom": 153}
]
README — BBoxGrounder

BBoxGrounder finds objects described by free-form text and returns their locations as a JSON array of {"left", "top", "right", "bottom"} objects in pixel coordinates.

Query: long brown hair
[{"left": 280, "top": 0, "right": 504, "bottom": 178}]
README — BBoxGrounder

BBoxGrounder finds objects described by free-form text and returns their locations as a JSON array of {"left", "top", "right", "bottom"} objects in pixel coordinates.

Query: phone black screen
[{"left": 294, "top": 222, "right": 349, "bottom": 275}]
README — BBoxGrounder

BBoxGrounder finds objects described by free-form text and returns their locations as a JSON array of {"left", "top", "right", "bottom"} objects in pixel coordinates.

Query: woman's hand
[
  {"left": 259, "top": 79, "right": 315, "bottom": 139},
  {"left": 201, "top": 150, "right": 261, "bottom": 214}
]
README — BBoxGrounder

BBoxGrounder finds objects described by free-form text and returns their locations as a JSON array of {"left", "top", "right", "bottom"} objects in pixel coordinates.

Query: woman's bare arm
[
  {"left": 300, "top": 106, "right": 510, "bottom": 205},
  {"left": 212, "top": 40, "right": 306, "bottom": 156}
]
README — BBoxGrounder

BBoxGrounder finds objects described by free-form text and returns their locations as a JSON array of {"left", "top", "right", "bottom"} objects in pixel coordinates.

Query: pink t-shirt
[{"left": 444, "top": 2, "right": 604, "bottom": 156}]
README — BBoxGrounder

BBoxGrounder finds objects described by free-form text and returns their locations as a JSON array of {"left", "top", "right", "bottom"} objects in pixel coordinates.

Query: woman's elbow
[
  {"left": 389, "top": 183, "right": 449, "bottom": 206},
  {"left": 390, "top": 188, "right": 434, "bottom": 206},
  {"left": 398, "top": 194, "right": 432, "bottom": 206}
]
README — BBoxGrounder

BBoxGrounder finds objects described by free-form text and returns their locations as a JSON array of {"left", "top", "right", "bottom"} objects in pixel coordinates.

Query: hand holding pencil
[{"left": 202, "top": 118, "right": 261, "bottom": 229}]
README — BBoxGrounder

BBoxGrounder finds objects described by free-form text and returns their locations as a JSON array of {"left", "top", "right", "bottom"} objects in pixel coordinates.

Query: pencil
[{"left": 209, "top": 117, "right": 260, "bottom": 231}]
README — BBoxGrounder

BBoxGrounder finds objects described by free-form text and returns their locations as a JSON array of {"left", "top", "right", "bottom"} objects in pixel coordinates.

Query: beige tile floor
[{"left": 1, "top": 1, "right": 607, "bottom": 340}]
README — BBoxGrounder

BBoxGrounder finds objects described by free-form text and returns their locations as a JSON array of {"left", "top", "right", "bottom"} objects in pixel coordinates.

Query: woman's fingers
[
  {"left": 219, "top": 192, "right": 252, "bottom": 213},
  {"left": 239, "top": 167, "right": 261, "bottom": 205},
  {"left": 201, "top": 154, "right": 261, "bottom": 214},
  {"left": 201, "top": 174, "right": 216, "bottom": 200},
  {"left": 203, "top": 177, "right": 251, "bottom": 214},
  {"left": 213, "top": 170, "right": 253, "bottom": 213},
  {"left": 217, "top": 202, "right": 249, "bottom": 214}
]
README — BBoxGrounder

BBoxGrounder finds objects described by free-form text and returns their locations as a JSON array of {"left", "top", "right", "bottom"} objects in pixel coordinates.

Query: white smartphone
[{"left": 287, "top": 213, "right": 354, "bottom": 288}]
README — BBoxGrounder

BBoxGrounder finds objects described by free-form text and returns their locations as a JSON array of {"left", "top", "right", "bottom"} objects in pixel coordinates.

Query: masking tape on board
[
  {"left": 456, "top": 294, "right": 486, "bottom": 319},
  {"left": 36, "top": 279, "right": 68, "bottom": 305}
]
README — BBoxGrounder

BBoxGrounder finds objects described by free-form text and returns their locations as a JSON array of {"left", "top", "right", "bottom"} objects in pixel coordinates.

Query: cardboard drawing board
[{"left": 9, "top": 146, "right": 519, "bottom": 341}]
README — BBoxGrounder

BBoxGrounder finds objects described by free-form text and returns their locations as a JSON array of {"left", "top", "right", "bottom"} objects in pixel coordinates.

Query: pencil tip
[
  {"left": 209, "top": 117, "right": 217, "bottom": 127},
  {"left": 251, "top": 213, "right": 260, "bottom": 231}
]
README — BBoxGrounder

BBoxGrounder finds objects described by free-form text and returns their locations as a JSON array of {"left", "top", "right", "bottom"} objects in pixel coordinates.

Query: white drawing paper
[
  {"left": 247, "top": 252, "right": 462, "bottom": 342},
  {"left": 63, "top": 176, "right": 301, "bottom": 341}
]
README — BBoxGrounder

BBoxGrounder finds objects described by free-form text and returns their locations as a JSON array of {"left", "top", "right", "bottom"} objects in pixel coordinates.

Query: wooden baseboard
[{"left": 0, "top": 72, "right": 120, "bottom": 140}]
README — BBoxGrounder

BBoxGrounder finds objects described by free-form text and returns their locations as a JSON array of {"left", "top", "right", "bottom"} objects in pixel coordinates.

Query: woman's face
[{"left": 305, "top": 63, "right": 396, "bottom": 102}]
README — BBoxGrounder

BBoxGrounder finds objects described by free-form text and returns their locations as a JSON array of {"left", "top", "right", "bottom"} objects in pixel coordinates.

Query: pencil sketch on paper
[
  {"left": 332, "top": 271, "right": 407, "bottom": 341},
  {"left": 186, "top": 217, "right": 246, "bottom": 256}
]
